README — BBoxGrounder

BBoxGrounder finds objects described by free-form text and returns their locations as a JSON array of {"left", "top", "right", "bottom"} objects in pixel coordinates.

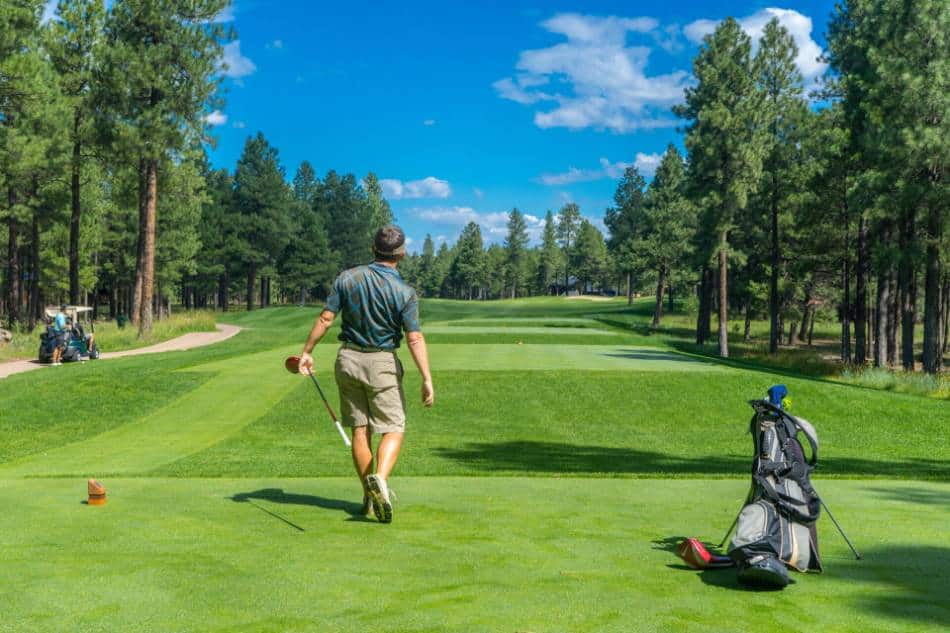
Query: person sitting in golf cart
[{"left": 69, "top": 317, "right": 94, "bottom": 352}]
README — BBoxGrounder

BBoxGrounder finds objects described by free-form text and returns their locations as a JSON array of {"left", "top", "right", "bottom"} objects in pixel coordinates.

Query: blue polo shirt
[{"left": 325, "top": 262, "right": 420, "bottom": 350}]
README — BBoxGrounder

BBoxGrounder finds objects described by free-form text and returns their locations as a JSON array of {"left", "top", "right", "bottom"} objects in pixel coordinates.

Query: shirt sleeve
[
  {"left": 324, "top": 275, "right": 342, "bottom": 314},
  {"left": 401, "top": 291, "right": 421, "bottom": 333}
]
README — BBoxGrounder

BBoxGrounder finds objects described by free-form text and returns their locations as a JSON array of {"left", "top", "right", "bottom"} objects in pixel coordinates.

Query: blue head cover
[{"left": 768, "top": 384, "right": 788, "bottom": 409}]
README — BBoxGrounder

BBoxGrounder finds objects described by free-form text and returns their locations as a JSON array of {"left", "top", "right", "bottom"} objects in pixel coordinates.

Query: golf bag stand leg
[{"left": 819, "top": 497, "right": 862, "bottom": 560}]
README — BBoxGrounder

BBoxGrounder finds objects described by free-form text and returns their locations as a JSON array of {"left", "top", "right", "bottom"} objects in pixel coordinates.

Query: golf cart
[{"left": 38, "top": 306, "right": 100, "bottom": 363}]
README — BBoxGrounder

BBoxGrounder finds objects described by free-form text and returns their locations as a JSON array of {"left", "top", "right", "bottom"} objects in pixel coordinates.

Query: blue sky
[{"left": 200, "top": 0, "right": 836, "bottom": 251}]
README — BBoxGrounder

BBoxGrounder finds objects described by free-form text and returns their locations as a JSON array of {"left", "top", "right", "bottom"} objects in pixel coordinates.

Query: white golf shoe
[{"left": 365, "top": 474, "right": 393, "bottom": 524}]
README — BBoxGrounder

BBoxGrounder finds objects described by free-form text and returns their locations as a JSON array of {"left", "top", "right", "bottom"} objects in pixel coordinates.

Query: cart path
[{"left": 0, "top": 323, "right": 241, "bottom": 379}]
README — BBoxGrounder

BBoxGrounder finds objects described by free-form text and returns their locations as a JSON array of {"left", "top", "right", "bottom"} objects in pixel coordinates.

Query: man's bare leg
[
  {"left": 351, "top": 426, "right": 374, "bottom": 494},
  {"left": 375, "top": 432, "right": 404, "bottom": 479}
]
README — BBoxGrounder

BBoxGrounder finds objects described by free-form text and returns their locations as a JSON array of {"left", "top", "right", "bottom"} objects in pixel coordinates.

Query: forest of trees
[{"left": 1, "top": 1, "right": 947, "bottom": 374}]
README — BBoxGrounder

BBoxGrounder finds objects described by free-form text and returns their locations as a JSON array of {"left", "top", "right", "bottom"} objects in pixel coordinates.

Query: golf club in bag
[{"left": 284, "top": 356, "right": 351, "bottom": 447}]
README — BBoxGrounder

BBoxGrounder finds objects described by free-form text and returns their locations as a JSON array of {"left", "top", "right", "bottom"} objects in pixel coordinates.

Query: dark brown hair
[{"left": 373, "top": 225, "right": 406, "bottom": 262}]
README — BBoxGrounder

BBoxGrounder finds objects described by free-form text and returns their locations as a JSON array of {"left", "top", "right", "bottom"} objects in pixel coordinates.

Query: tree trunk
[
  {"left": 626, "top": 271, "right": 633, "bottom": 306},
  {"left": 138, "top": 158, "right": 158, "bottom": 335},
  {"left": 69, "top": 111, "right": 82, "bottom": 305},
  {"left": 898, "top": 208, "right": 917, "bottom": 370},
  {"left": 717, "top": 236, "right": 729, "bottom": 358},
  {"left": 854, "top": 214, "right": 869, "bottom": 364},
  {"left": 131, "top": 159, "right": 147, "bottom": 326},
  {"left": 247, "top": 266, "right": 257, "bottom": 311},
  {"left": 875, "top": 265, "right": 890, "bottom": 368},
  {"left": 769, "top": 186, "right": 780, "bottom": 354},
  {"left": 6, "top": 188, "right": 20, "bottom": 329},
  {"left": 668, "top": 281, "right": 674, "bottom": 314},
  {"left": 652, "top": 265, "right": 666, "bottom": 327},
  {"left": 696, "top": 265, "right": 711, "bottom": 345},
  {"left": 743, "top": 302, "right": 752, "bottom": 341},
  {"left": 260, "top": 275, "right": 265, "bottom": 308},
  {"left": 788, "top": 320, "right": 799, "bottom": 346},
  {"left": 808, "top": 313, "right": 816, "bottom": 346},
  {"left": 841, "top": 200, "right": 852, "bottom": 364},
  {"left": 219, "top": 271, "right": 229, "bottom": 311},
  {"left": 922, "top": 201, "right": 943, "bottom": 374},
  {"left": 29, "top": 206, "right": 40, "bottom": 331},
  {"left": 887, "top": 269, "right": 899, "bottom": 366}
]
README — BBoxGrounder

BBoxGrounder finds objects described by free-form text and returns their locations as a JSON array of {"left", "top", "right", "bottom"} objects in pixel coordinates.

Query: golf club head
[{"left": 284, "top": 356, "right": 301, "bottom": 374}]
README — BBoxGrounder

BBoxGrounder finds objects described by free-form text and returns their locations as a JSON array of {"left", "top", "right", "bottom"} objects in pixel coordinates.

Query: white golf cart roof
[{"left": 44, "top": 306, "right": 94, "bottom": 319}]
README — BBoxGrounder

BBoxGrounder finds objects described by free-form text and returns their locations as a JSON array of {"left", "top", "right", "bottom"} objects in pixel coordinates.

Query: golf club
[{"left": 285, "top": 355, "right": 351, "bottom": 447}]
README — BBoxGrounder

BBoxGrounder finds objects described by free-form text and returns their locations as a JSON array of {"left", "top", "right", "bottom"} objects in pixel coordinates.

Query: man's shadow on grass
[{"left": 230, "top": 488, "right": 372, "bottom": 531}]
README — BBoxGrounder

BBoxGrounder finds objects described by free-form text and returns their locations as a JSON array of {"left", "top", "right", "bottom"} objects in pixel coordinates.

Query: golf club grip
[{"left": 334, "top": 421, "right": 352, "bottom": 446}]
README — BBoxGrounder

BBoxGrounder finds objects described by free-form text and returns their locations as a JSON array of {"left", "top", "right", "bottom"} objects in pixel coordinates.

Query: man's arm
[
  {"left": 406, "top": 331, "right": 434, "bottom": 407},
  {"left": 298, "top": 309, "right": 337, "bottom": 375}
]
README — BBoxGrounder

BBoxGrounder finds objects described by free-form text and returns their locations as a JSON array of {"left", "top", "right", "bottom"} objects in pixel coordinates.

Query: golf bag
[
  {"left": 729, "top": 392, "right": 823, "bottom": 588},
  {"left": 38, "top": 326, "right": 59, "bottom": 363}
]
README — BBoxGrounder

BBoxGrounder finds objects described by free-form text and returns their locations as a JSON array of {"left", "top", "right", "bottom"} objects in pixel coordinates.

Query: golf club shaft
[
  {"left": 307, "top": 372, "right": 352, "bottom": 447},
  {"left": 718, "top": 486, "right": 753, "bottom": 548},
  {"left": 820, "top": 498, "right": 862, "bottom": 560}
]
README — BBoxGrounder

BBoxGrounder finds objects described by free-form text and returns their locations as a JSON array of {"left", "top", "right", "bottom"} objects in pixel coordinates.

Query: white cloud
[
  {"left": 413, "top": 206, "right": 549, "bottom": 244},
  {"left": 380, "top": 176, "right": 451, "bottom": 200},
  {"left": 494, "top": 12, "right": 689, "bottom": 132},
  {"left": 269, "top": 39, "right": 284, "bottom": 50},
  {"left": 538, "top": 152, "right": 662, "bottom": 185},
  {"left": 214, "top": 5, "right": 236, "bottom": 22},
  {"left": 423, "top": 119, "right": 436, "bottom": 126},
  {"left": 222, "top": 41, "right": 257, "bottom": 79},
  {"left": 473, "top": 187, "right": 485, "bottom": 199},
  {"left": 684, "top": 8, "right": 826, "bottom": 79},
  {"left": 232, "top": 120, "right": 246, "bottom": 129},
  {"left": 205, "top": 110, "right": 228, "bottom": 126}
]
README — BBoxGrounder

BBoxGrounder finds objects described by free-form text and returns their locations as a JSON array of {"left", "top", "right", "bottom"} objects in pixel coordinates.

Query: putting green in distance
[
  {"left": 425, "top": 344, "right": 722, "bottom": 371},
  {"left": 2, "top": 476, "right": 946, "bottom": 633},
  {"left": 422, "top": 326, "right": 619, "bottom": 336}
]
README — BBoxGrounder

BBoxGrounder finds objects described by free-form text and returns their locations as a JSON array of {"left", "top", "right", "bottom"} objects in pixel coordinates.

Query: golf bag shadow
[{"left": 728, "top": 398, "right": 823, "bottom": 589}]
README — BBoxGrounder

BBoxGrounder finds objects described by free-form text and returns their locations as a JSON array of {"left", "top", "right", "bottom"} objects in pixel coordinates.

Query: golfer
[{"left": 298, "top": 225, "right": 434, "bottom": 524}]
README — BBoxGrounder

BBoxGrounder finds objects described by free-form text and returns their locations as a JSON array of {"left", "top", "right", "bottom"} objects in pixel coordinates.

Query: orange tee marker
[{"left": 87, "top": 479, "right": 106, "bottom": 506}]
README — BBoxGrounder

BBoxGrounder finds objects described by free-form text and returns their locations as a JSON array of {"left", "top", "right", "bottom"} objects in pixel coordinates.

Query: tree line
[{"left": 1, "top": 2, "right": 946, "bottom": 374}]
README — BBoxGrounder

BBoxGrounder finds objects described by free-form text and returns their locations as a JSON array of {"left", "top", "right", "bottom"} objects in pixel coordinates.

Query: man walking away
[
  {"left": 298, "top": 225, "right": 434, "bottom": 523},
  {"left": 51, "top": 304, "right": 68, "bottom": 366}
]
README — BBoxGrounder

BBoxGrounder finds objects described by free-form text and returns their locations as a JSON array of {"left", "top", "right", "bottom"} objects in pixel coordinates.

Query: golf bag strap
[{"left": 790, "top": 415, "right": 819, "bottom": 466}]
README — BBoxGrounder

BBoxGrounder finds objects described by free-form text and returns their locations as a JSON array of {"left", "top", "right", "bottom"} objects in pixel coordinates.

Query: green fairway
[{"left": 2, "top": 298, "right": 948, "bottom": 632}]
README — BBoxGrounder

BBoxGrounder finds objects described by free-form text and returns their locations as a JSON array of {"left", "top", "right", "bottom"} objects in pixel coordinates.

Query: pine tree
[
  {"left": 641, "top": 145, "right": 694, "bottom": 326},
  {"left": 99, "top": 0, "right": 229, "bottom": 333},
  {"left": 573, "top": 220, "right": 607, "bottom": 293},
  {"left": 363, "top": 172, "right": 393, "bottom": 230},
  {"left": 504, "top": 208, "right": 529, "bottom": 299},
  {"left": 47, "top": 0, "right": 107, "bottom": 305},
  {"left": 536, "top": 210, "right": 562, "bottom": 295},
  {"left": 605, "top": 166, "right": 647, "bottom": 304},
  {"left": 556, "top": 202, "right": 581, "bottom": 291},
  {"left": 754, "top": 18, "right": 808, "bottom": 354},
  {"left": 675, "top": 17, "right": 767, "bottom": 357},
  {"left": 233, "top": 133, "right": 292, "bottom": 311},
  {"left": 449, "top": 222, "right": 484, "bottom": 299}
]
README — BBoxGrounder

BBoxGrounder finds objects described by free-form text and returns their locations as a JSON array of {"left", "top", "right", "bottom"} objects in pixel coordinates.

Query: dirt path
[{"left": 0, "top": 323, "right": 241, "bottom": 380}]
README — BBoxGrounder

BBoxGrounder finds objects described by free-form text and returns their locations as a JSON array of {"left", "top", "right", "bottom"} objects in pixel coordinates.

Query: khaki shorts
[{"left": 334, "top": 347, "right": 407, "bottom": 434}]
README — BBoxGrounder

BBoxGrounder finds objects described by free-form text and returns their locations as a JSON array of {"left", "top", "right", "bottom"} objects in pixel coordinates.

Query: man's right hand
[
  {"left": 421, "top": 379, "right": 434, "bottom": 407},
  {"left": 298, "top": 352, "right": 314, "bottom": 376}
]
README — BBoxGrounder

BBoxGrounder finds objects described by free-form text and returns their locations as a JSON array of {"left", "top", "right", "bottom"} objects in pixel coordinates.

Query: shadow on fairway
[
  {"left": 230, "top": 488, "right": 365, "bottom": 518},
  {"left": 435, "top": 441, "right": 950, "bottom": 478},
  {"left": 600, "top": 349, "right": 714, "bottom": 364},
  {"left": 651, "top": 536, "right": 786, "bottom": 592},
  {"left": 831, "top": 545, "right": 950, "bottom": 627},
  {"left": 866, "top": 486, "right": 950, "bottom": 507}
]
